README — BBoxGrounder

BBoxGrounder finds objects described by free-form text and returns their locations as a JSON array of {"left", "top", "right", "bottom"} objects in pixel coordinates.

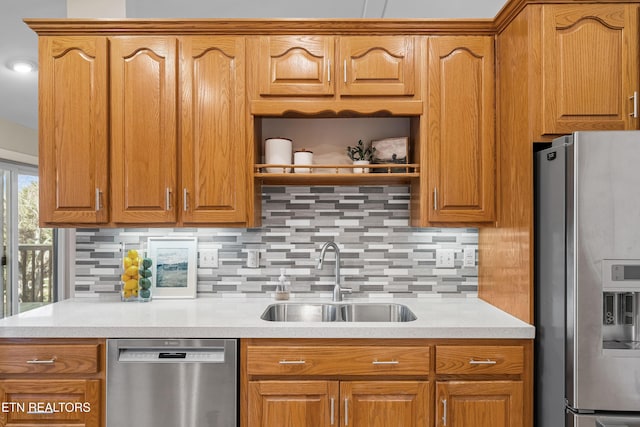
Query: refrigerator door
[
  {"left": 567, "top": 412, "right": 640, "bottom": 427},
  {"left": 568, "top": 131, "right": 640, "bottom": 412}
]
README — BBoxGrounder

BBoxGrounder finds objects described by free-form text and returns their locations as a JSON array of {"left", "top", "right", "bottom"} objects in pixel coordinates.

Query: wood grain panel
[
  {"left": 0, "top": 344, "right": 99, "bottom": 375},
  {"left": 339, "top": 36, "right": 415, "bottom": 96},
  {"left": 248, "top": 380, "right": 337, "bottom": 427},
  {"left": 110, "top": 36, "right": 177, "bottom": 224},
  {"left": 436, "top": 381, "right": 523, "bottom": 427},
  {"left": 247, "top": 345, "right": 430, "bottom": 376},
  {"left": 39, "top": 36, "right": 108, "bottom": 225},
  {"left": 180, "top": 36, "right": 247, "bottom": 225},
  {"left": 341, "top": 381, "right": 429, "bottom": 427},
  {"left": 0, "top": 379, "right": 101, "bottom": 426},
  {"left": 436, "top": 346, "right": 524, "bottom": 375}
]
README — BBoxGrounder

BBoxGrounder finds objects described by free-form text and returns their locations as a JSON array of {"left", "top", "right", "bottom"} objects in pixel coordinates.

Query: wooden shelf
[{"left": 254, "top": 163, "right": 420, "bottom": 185}]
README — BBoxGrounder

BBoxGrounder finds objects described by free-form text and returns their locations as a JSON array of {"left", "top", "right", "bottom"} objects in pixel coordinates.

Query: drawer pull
[
  {"left": 26, "top": 357, "right": 57, "bottom": 365},
  {"left": 28, "top": 410, "right": 53, "bottom": 415},
  {"left": 469, "top": 358, "right": 497, "bottom": 365},
  {"left": 278, "top": 360, "right": 306, "bottom": 365},
  {"left": 372, "top": 360, "right": 399, "bottom": 365}
]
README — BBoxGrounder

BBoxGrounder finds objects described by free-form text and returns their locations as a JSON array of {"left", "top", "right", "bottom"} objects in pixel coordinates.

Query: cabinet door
[
  {"left": 542, "top": 4, "right": 639, "bottom": 133},
  {"left": 110, "top": 37, "right": 177, "bottom": 223},
  {"left": 341, "top": 381, "right": 429, "bottom": 427},
  {"left": 0, "top": 379, "right": 101, "bottom": 426},
  {"left": 436, "top": 381, "right": 523, "bottom": 427},
  {"left": 180, "top": 37, "right": 247, "bottom": 224},
  {"left": 39, "top": 36, "right": 108, "bottom": 225},
  {"left": 259, "top": 36, "right": 334, "bottom": 96},
  {"left": 339, "top": 36, "right": 415, "bottom": 96},
  {"left": 427, "top": 36, "right": 495, "bottom": 223},
  {"left": 248, "top": 380, "right": 338, "bottom": 427}
]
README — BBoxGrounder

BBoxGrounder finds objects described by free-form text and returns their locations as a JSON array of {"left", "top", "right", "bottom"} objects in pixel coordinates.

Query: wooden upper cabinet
[
  {"left": 542, "top": 4, "right": 640, "bottom": 133},
  {"left": 180, "top": 36, "right": 247, "bottom": 225},
  {"left": 259, "top": 36, "right": 334, "bottom": 96},
  {"left": 110, "top": 37, "right": 178, "bottom": 224},
  {"left": 435, "top": 381, "right": 523, "bottom": 427},
  {"left": 427, "top": 36, "right": 495, "bottom": 223},
  {"left": 339, "top": 36, "right": 415, "bottom": 96},
  {"left": 39, "top": 36, "right": 108, "bottom": 225}
]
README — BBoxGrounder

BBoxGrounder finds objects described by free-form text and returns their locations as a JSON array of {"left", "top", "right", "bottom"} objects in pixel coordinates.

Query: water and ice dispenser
[{"left": 602, "top": 260, "right": 640, "bottom": 349}]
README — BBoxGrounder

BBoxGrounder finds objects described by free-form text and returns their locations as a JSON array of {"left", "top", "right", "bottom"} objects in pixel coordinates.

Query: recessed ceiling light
[{"left": 7, "top": 59, "right": 37, "bottom": 74}]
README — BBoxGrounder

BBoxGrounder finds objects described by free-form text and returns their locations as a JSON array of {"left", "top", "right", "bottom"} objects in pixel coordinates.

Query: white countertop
[{"left": 0, "top": 295, "right": 534, "bottom": 339}]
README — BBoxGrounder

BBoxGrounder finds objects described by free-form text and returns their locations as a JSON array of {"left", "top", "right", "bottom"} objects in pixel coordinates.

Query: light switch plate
[
  {"left": 435, "top": 249, "right": 455, "bottom": 268},
  {"left": 463, "top": 247, "right": 476, "bottom": 267},
  {"left": 247, "top": 249, "right": 260, "bottom": 268},
  {"left": 200, "top": 249, "right": 219, "bottom": 268}
]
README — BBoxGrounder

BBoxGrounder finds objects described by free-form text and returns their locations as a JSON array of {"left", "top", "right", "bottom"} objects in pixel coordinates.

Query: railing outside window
[{"left": 18, "top": 244, "right": 53, "bottom": 304}]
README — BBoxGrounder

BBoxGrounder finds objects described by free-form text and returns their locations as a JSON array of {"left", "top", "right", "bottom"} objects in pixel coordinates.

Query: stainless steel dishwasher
[{"left": 107, "top": 338, "right": 237, "bottom": 427}]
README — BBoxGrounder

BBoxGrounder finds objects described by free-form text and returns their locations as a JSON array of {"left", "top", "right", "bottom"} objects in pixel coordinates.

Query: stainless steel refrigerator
[{"left": 535, "top": 131, "right": 640, "bottom": 427}]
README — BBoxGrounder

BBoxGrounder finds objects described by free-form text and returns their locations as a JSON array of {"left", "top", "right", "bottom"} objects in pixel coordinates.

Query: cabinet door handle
[
  {"left": 442, "top": 398, "right": 447, "bottom": 426},
  {"left": 433, "top": 187, "right": 438, "bottom": 211},
  {"left": 330, "top": 397, "right": 335, "bottom": 425},
  {"left": 278, "top": 359, "right": 306, "bottom": 365},
  {"left": 630, "top": 91, "right": 638, "bottom": 118},
  {"left": 469, "top": 359, "right": 497, "bottom": 365},
  {"left": 327, "top": 60, "right": 331, "bottom": 83},
  {"left": 183, "top": 188, "right": 189, "bottom": 212},
  {"left": 28, "top": 410, "right": 53, "bottom": 415},
  {"left": 343, "top": 60, "right": 347, "bottom": 84},
  {"left": 26, "top": 357, "right": 57, "bottom": 364},
  {"left": 344, "top": 398, "right": 349, "bottom": 426},
  {"left": 372, "top": 360, "right": 399, "bottom": 365},
  {"left": 165, "top": 187, "right": 172, "bottom": 211},
  {"left": 95, "top": 188, "right": 102, "bottom": 211}
]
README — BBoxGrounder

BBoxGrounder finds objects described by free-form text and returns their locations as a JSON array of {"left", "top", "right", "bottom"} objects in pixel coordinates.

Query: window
[{"left": 0, "top": 160, "right": 57, "bottom": 317}]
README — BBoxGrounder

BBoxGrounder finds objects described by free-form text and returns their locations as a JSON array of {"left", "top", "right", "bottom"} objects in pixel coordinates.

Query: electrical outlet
[
  {"left": 247, "top": 249, "right": 260, "bottom": 268},
  {"left": 200, "top": 249, "right": 219, "bottom": 268},
  {"left": 463, "top": 247, "right": 476, "bottom": 267},
  {"left": 435, "top": 249, "right": 455, "bottom": 268}
]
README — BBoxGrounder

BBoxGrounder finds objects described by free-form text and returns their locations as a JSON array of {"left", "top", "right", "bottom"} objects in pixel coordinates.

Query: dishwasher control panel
[{"left": 119, "top": 348, "right": 226, "bottom": 363}]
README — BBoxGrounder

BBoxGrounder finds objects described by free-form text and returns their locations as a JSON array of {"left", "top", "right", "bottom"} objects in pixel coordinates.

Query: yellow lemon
[
  {"left": 121, "top": 274, "right": 129, "bottom": 282},
  {"left": 123, "top": 290, "right": 132, "bottom": 299},
  {"left": 124, "top": 279, "right": 138, "bottom": 291},
  {"left": 125, "top": 265, "right": 139, "bottom": 278},
  {"left": 123, "top": 257, "right": 132, "bottom": 269},
  {"left": 127, "top": 249, "right": 139, "bottom": 259}
]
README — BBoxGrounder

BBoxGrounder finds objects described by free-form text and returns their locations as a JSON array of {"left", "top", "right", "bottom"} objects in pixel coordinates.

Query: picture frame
[
  {"left": 371, "top": 137, "right": 409, "bottom": 173},
  {"left": 147, "top": 237, "right": 198, "bottom": 299}
]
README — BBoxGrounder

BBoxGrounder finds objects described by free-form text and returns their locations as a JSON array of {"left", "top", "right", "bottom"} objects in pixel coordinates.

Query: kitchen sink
[{"left": 260, "top": 303, "right": 417, "bottom": 322}]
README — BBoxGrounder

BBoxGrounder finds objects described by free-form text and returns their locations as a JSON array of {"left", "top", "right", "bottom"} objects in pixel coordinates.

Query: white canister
[
  {"left": 264, "top": 138, "right": 292, "bottom": 173},
  {"left": 293, "top": 149, "right": 313, "bottom": 173}
]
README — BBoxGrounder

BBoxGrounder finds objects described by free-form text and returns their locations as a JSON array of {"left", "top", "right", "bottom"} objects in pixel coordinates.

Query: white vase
[
  {"left": 352, "top": 160, "right": 370, "bottom": 173},
  {"left": 264, "top": 138, "right": 292, "bottom": 173}
]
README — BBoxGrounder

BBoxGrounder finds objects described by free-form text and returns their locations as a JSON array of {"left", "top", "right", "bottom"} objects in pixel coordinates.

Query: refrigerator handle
[{"left": 630, "top": 91, "right": 638, "bottom": 118}]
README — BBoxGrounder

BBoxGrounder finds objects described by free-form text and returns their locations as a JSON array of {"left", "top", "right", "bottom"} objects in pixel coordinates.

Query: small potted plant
[{"left": 347, "top": 140, "right": 376, "bottom": 173}]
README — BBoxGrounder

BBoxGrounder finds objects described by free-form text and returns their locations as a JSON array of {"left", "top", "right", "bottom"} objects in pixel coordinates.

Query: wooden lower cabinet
[
  {"left": 435, "top": 381, "right": 523, "bottom": 427},
  {"left": 248, "top": 380, "right": 429, "bottom": 427},
  {"left": 0, "top": 379, "right": 101, "bottom": 427}
]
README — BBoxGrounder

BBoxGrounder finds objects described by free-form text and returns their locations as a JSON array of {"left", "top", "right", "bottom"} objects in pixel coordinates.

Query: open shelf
[{"left": 254, "top": 163, "right": 420, "bottom": 185}]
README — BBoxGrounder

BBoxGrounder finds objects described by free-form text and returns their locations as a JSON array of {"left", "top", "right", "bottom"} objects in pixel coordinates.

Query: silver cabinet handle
[
  {"left": 183, "top": 188, "right": 188, "bottom": 212},
  {"left": 343, "top": 60, "right": 347, "bottom": 83},
  {"left": 433, "top": 187, "right": 438, "bottom": 211},
  {"left": 26, "top": 357, "right": 57, "bottom": 364},
  {"left": 344, "top": 398, "right": 349, "bottom": 426},
  {"left": 630, "top": 91, "right": 638, "bottom": 118},
  {"left": 372, "top": 360, "right": 399, "bottom": 365},
  {"left": 28, "top": 410, "right": 52, "bottom": 415},
  {"left": 330, "top": 397, "right": 335, "bottom": 425},
  {"left": 469, "top": 359, "right": 497, "bottom": 365},
  {"left": 327, "top": 60, "right": 331, "bottom": 83},
  {"left": 95, "top": 188, "right": 102, "bottom": 211},
  {"left": 278, "top": 360, "right": 306, "bottom": 365},
  {"left": 165, "top": 187, "right": 172, "bottom": 210},
  {"left": 442, "top": 399, "right": 447, "bottom": 426}
]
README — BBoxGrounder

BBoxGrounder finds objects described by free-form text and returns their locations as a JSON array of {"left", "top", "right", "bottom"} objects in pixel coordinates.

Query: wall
[
  {"left": 0, "top": 117, "right": 38, "bottom": 164},
  {"left": 75, "top": 186, "right": 478, "bottom": 297}
]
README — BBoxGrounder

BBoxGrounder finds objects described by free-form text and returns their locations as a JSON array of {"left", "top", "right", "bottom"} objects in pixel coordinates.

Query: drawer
[
  {"left": 247, "top": 345, "right": 430, "bottom": 376},
  {"left": 0, "top": 344, "right": 100, "bottom": 375},
  {"left": 436, "top": 345, "right": 524, "bottom": 375}
]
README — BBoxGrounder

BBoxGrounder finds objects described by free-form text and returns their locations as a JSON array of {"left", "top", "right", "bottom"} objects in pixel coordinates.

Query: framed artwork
[
  {"left": 147, "top": 237, "right": 198, "bottom": 299},
  {"left": 371, "top": 137, "right": 409, "bottom": 173}
]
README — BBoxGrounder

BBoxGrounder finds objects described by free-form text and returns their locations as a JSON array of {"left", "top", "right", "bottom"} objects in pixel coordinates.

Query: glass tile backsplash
[{"left": 74, "top": 186, "right": 478, "bottom": 297}]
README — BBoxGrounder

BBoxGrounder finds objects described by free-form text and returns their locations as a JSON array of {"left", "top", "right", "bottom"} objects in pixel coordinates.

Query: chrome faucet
[{"left": 317, "top": 241, "right": 352, "bottom": 302}]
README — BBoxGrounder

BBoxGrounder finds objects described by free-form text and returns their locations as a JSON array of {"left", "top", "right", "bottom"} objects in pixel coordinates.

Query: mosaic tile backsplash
[{"left": 74, "top": 186, "right": 478, "bottom": 297}]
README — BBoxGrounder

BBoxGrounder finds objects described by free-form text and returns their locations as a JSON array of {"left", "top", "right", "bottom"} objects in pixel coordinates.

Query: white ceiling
[{"left": 0, "top": 0, "right": 507, "bottom": 131}]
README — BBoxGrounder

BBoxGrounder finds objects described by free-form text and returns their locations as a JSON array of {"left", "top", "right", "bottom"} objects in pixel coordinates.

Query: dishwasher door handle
[{"left": 159, "top": 352, "right": 187, "bottom": 359}]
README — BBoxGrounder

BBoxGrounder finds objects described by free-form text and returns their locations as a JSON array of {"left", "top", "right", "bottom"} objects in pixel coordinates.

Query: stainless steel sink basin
[{"left": 260, "top": 303, "right": 417, "bottom": 322}]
